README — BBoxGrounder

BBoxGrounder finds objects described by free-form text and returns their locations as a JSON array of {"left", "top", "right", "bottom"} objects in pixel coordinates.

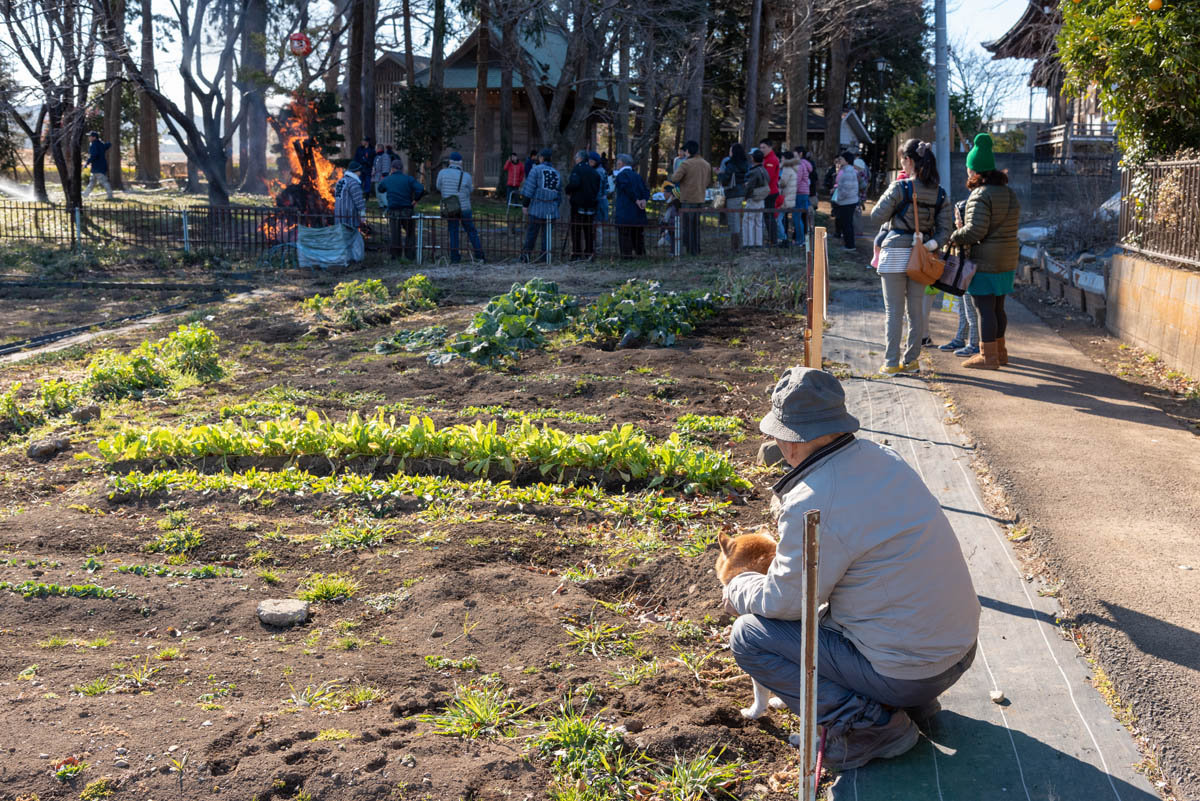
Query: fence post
[
  {"left": 181, "top": 209, "right": 191, "bottom": 253},
  {"left": 416, "top": 215, "right": 424, "bottom": 265},
  {"left": 546, "top": 219, "right": 553, "bottom": 265},
  {"left": 805, "top": 226, "right": 827, "bottom": 369},
  {"left": 674, "top": 212, "right": 682, "bottom": 258},
  {"left": 73, "top": 207, "right": 82, "bottom": 253}
]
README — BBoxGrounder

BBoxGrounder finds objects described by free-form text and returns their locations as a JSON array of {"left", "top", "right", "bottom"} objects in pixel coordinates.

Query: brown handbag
[{"left": 905, "top": 181, "right": 945, "bottom": 286}]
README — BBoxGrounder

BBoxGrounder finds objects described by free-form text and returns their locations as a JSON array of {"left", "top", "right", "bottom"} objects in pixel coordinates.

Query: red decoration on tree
[{"left": 288, "top": 33, "right": 313, "bottom": 58}]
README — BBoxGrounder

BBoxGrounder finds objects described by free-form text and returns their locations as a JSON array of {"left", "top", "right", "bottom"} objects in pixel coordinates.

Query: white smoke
[{"left": 0, "top": 178, "right": 37, "bottom": 201}]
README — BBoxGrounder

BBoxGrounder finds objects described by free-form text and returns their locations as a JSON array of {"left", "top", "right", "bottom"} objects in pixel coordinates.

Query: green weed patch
[{"left": 303, "top": 275, "right": 438, "bottom": 329}]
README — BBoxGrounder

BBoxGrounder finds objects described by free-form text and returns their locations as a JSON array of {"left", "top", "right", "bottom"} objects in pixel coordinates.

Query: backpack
[
  {"left": 893, "top": 180, "right": 945, "bottom": 235},
  {"left": 440, "top": 168, "right": 463, "bottom": 219}
]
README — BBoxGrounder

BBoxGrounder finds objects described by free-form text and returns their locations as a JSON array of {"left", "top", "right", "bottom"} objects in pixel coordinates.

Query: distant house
[
  {"left": 374, "top": 26, "right": 619, "bottom": 182},
  {"left": 721, "top": 107, "right": 873, "bottom": 156},
  {"left": 984, "top": 3, "right": 1116, "bottom": 174}
]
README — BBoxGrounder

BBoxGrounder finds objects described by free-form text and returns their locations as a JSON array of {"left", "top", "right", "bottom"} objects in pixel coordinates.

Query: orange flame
[{"left": 272, "top": 98, "right": 339, "bottom": 210}]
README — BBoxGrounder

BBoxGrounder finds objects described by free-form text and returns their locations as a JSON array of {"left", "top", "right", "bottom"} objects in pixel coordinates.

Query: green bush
[
  {"left": 158, "top": 323, "right": 223, "bottom": 380},
  {"left": 0, "top": 382, "right": 45, "bottom": 432},
  {"left": 85, "top": 349, "right": 171, "bottom": 400},
  {"left": 302, "top": 276, "right": 437, "bottom": 330},
  {"left": 38, "top": 378, "right": 85, "bottom": 416},
  {"left": 445, "top": 279, "right": 581, "bottom": 366},
  {"left": 580, "top": 280, "right": 719, "bottom": 348}
]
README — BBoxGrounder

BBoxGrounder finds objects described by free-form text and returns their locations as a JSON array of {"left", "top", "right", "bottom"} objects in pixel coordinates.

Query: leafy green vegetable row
[
  {"left": 95, "top": 413, "right": 749, "bottom": 494},
  {"left": 108, "top": 467, "right": 732, "bottom": 524}
]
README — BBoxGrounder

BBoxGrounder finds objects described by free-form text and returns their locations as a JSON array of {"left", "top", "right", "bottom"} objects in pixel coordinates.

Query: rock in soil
[
  {"left": 70, "top": 404, "right": 102, "bottom": 423},
  {"left": 990, "top": 689, "right": 1007, "bottom": 704},
  {"left": 256, "top": 599, "right": 310, "bottom": 627},
  {"left": 27, "top": 436, "right": 70, "bottom": 460}
]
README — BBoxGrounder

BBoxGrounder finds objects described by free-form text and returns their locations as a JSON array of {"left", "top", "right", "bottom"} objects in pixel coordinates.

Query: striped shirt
[{"left": 877, "top": 246, "right": 912, "bottom": 274}]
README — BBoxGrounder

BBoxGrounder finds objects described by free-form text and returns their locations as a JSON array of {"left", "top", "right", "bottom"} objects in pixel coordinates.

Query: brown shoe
[
  {"left": 823, "top": 710, "right": 920, "bottom": 771},
  {"left": 963, "top": 341, "right": 1001, "bottom": 370},
  {"left": 996, "top": 337, "right": 1008, "bottom": 366}
]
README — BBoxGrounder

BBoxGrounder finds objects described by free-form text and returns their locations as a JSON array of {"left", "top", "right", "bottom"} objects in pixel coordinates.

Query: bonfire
[{"left": 261, "top": 97, "right": 341, "bottom": 242}]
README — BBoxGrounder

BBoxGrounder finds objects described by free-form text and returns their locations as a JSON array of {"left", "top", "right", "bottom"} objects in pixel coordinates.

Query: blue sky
[{"left": 948, "top": 0, "right": 1042, "bottom": 118}]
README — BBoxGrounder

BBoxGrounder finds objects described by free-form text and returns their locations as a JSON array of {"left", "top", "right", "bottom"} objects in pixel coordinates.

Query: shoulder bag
[
  {"left": 905, "top": 181, "right": 945, "bottom": 286},
  {"left": 440, "top": 169, "right": 463, "bottom": 219},
  {"left": 933, "top": 244, "right": 977, "bottom": 296}
]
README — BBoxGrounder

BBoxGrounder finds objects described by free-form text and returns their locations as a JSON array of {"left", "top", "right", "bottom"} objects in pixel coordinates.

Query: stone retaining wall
[{"left": 1107, "top": 253, "right": 1200, "bottom": 377}]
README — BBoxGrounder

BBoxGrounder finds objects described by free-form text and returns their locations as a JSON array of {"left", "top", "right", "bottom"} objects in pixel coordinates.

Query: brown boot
[
  {"left": 996, "top": 337, "right": 1008, "bottom": 366},
  {"left": 963, "top": 341, "right": 1001, "bottom": 370}
]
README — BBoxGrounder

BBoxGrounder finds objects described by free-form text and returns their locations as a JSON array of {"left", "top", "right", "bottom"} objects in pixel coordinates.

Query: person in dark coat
[
  {"left": 354, "top": 138, "right": 375, "bottom": 194},
  {"left": 83, "top": 131, "right": 114, "bottom": 200},
  {"left": 612, "top": 153, "right": 650, "bottom": 260},
  {"left": 566, "top": 150, "right": 602, "bottom": 260},
  {"left": 377, "top": 159, "right": 424, "bottom": 261}
]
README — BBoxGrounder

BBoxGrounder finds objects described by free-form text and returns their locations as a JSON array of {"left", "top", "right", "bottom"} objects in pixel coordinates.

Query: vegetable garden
[{"left": 0, "top": 261, "right": 813, "bottom": 801}]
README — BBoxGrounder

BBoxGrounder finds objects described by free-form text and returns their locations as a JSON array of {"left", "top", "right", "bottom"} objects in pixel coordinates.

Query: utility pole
[{"left": 934, "top": 0, "right": 950, "bottom": 195}]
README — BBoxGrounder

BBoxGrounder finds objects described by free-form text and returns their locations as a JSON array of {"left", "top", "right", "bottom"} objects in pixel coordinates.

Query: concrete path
[{"left": 821, "top": 289, "right": 1160, "bottom": 801}]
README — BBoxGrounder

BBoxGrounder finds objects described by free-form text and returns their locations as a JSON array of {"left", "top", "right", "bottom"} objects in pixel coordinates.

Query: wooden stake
[
  {"left": 806, "top": 227, "right": 827, "bottom": 368},
  {"left": 801, "top": 508, "right": 821, "bottom": 801}
]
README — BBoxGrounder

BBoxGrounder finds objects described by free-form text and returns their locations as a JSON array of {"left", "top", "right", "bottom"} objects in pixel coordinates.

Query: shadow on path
[
  {"left": 936, "top": 357, "right": 1185, "bottom": 433},
  {"left": 831, "top": 711, "right": 1159, "bottom": 801}
]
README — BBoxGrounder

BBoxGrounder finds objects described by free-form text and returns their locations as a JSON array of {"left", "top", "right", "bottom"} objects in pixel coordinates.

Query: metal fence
[
  {"left": 1032, "top": 156, "right": 1116, "bottom": 178},
  {"left": 0, "top": 201, "right": 815, "bottom": 267},
  {"left": 1119, "top": 159, "right": 1200, "bottom": 270}
]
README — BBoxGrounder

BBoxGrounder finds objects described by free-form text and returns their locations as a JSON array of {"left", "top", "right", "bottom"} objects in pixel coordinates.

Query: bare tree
[
  {"left": 239, "top": 0, "right": 269, "bottom": 193},
  {"left": 949, "top": 38, "right": 1026, "bottom": 127},
  {"left": 93, "top": 0, "right": 300, "bottom": 206},
  {"left": 1, "top": 0, "right": 100, "bottom": 206},
  {"left": 785, "top": 2, "right": 814, "bottom": 150},
  {"left": 0, "top": 84, "right": 50, "bottom": 200}
]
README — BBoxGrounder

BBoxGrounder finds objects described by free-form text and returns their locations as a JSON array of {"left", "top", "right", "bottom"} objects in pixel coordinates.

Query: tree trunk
[
  {"left": 402, "top": 0, "right": 416, "bottom": 85},
  {"left": 498, "top": 17, "right": 513, "bottom": 186},
  {"left": 224, "top": 7, "right": 235, "bottom": 186},
  {"left": 743, "top": 0, "right": 763, "bottom": 145},
  {"left": 137, "top": 0, "right": 160, "bottom": 183},
  {"left": 361, "top": 0, "right": 377, "bottom": 147},
  {"left": 683, "top": 12, "right": 706, "bottom": 143},
  {"left": 325, "top": 1, "right": 343, "bottom": 95},
  {"left": 184, "top": 87, "right": 201, "bottom": 194},
  {"left": 32, "top": 143, "right": 49, "bottom": 203},
  {"left": 822, "top": 34, "right": 849, "bottom": 167},
  {"left": 786, "top": 4, "right": 812, "bottom": 151},
  {"left": 428, "top": 0, "right": 447, "bottom": 172},
  {"left": 473, "top": 1, "right": 490, "bottom": 184},
  {"left": 103, "top": 0, "right": 125, "bottom": 190},
  {"left": 616, "top": 24, "right": 630, "bottom": 154},
  {"left": 347, "top": 0, "right": 365, "bottom": 151},
  {"left": 237, "top": 0, "right": 268, "bottom": 193},
  {"left": 754, "top": 0, "right": 776, "bottom": 145}
]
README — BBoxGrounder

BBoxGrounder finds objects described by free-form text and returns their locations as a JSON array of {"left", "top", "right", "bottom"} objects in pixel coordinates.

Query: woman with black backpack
[{"left": 868, "top": 139, "right": 952, "bottom": 375}]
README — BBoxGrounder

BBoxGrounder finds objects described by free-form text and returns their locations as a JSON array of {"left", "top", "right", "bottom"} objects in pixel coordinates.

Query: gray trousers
[
  {"left": 730, "top": 615, "right": 976, "bottom": 737},
  {"left": 881, "top": 271, "right": 926, "bottom": 367},
  {"left": 84, "top": 171, "right": 113, "bottom": 199}
]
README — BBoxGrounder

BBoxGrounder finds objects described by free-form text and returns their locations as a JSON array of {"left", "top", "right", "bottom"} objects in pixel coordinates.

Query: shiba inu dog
[{"left": 716, "top": 530, "right": 789, "bottom": 719}]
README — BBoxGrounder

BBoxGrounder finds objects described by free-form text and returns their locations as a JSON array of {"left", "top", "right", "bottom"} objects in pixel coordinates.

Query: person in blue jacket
[
  {"left": 590, "top": 151, "right": 609, "bottom": 249},
  {"left": 612, "top": 153, "right": 650, "bottom": 259},
  {"left": 83, "top": 131, "right": 114, "bottom": 201},
  {"left": 519, "top": 148, "right": 563, "bottom": 263},
  {"left": 354, "top": 137, "right": 375, "bottom": 195},
  {"left": 376, "top": 159, "right": 424, "bottom": 261}
]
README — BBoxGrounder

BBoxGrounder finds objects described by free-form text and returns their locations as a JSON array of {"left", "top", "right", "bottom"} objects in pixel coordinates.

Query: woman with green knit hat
[{"left": 948, "top": 132, "right": 1020, "bottom": 370}]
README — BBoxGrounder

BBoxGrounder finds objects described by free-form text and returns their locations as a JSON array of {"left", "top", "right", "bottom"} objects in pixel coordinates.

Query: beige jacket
[
  {"left": 778, "top": 158, "right": 799, "bottom": 209},
  {"left": 668, "top": 156, "right": 713, "bottom": 204}
]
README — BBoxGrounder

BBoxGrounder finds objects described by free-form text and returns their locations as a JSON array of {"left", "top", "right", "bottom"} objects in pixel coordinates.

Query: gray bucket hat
[{"left": 759, "top": 367, "right": 860, "bottom": 443}]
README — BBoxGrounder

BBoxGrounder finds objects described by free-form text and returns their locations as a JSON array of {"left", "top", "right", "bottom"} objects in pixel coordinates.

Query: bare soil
[{"left": 0, "top": 262, "right": 810, "bottom": 801}]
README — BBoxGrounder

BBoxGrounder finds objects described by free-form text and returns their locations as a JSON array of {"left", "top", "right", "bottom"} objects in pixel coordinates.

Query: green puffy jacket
[{"left": 948, "top": 184, "right": 1021, "bottom": 274}]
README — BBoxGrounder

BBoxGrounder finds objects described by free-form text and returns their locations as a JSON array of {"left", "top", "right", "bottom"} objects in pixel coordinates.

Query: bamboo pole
[{"left": 801, "top": 508, "right": 821, "bottom": 801}]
